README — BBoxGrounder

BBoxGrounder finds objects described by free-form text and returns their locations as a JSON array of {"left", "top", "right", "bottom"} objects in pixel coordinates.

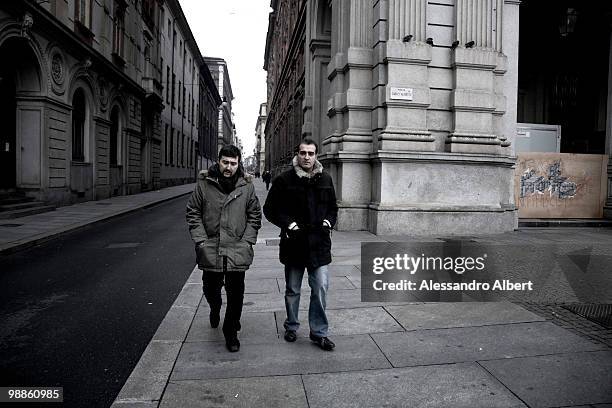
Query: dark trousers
[{"left": 202, "top": 270, "right": 245, "bottom": 338}]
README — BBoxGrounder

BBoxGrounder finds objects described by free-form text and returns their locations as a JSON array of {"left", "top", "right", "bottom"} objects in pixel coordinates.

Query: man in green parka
[{"left": 186, "top": 145, "right": 261, "bottom": 352}]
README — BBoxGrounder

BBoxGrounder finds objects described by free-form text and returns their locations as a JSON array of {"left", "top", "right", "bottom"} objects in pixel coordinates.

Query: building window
[
  {"left": 181, "top": 133, "right": 185, "bottom": 166},
  {"left": 110, "top": 106, "right": 120, "bottom": 166},
  {"left": 164, "top": 124, "right": 169, "bottom": 164},
  {"left": 166, "top": 66, "right": 170, "bottom": 103},
  {"left": 187, "top": 92, "right": 190, "bottom": 122},
  {"left": 72, "top": 88, "right": 86, "bottom": 162},
  {"left": 167, "top": 19, "right": 171, "bottom": 38},
  {"left": 178, "top": 81, "right": 181, "bottom": 114},
  {"left": 75, "top": 0, "right": 92, "bottom": 28},
  {"left": 170, "top": 128, "right": 174, "bottom": 165},
  {"left": 142, "top": 0, "right": 156, "bottom": 29},
  {"left": 171, "top": 73, "right": 176, "bottom": 109},
  {"left": 182, "top": 86, "right": 186, "bottom": 116},
  {"left": 112, "top": 1, "right": 125, "bottom": 58}
]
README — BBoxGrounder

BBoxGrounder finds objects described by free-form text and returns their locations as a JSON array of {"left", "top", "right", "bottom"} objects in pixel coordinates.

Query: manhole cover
[
  {"left": 105, "top": 242, "right": 142, "bottom": 249},
  {"left": 0, "top": 223, "right": 23, "bottom": 227},
  {"left": 562, "top": 304, "right": 612, "bottom": 329}
]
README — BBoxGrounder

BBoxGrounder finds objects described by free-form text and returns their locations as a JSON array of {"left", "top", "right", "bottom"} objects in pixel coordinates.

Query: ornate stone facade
[
  {"left": 265, "top": 0, "right": 612, "bottom": 234},
  {"left": 0, "top": 0, "right": 220, "bottom": 204}
]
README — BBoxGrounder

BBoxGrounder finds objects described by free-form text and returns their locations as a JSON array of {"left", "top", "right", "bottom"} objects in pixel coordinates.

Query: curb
[
  {"left": 0, "top": 191, "right": 192, "bottom": 256},
  {"left": 111, "top": 266, "right": 203, "bottom": 407}
]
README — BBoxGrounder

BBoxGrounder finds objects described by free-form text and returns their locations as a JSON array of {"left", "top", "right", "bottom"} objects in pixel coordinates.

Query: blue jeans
[{"left": 283, "top": 264, "right": 329, "bottom": 337}]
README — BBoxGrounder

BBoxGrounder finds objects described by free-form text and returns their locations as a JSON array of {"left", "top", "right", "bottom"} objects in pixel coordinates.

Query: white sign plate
[{"left": 390, "top": 87, "right": 413, "bottom": 101}]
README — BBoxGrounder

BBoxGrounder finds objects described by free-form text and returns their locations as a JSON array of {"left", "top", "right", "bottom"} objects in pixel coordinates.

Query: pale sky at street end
[{"left": 180, "top": 0, "right": 272, "bottom": 158}]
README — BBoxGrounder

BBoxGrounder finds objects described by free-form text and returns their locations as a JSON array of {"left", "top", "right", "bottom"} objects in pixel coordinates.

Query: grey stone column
[
  {"left": 323, "top": 0, "right": 373, "bottom": 230},
  {"left": 374, "top": 0, "right": 434, "bottom": 152},
  {"left": 447, "top": 0, "right": 505, "bottom": 154},
  {"left": 303, "top": 0, "right": 332, "bottom": 145}
]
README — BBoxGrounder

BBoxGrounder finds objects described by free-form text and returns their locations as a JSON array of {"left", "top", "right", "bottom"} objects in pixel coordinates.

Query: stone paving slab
[
  {"left": 384, "top": 302, "right": 545, "bottom": 330},
  {"left": 274, "top": 306, "right": 404, "bottom": 337},
  {"left": 296, "top": 288, "right": 420, "bottom": 309},
  {"left": 274, "top": 275, "right": 356, "bottom": 292},
  {"left": 301, "top": 363, "right": 526, "bottom": 408},
  {"left": 371, "top": 322, "right": 606, "bottom": 368},
  {"left": 246, "top": 264, "right": 361, "bottom": 279},
  {"left": 171, "top": 334, "right": 391, "bottom": 380},
  {"left": 160, "top": 376, "right": 308, "bottom": 408},
  {"left": 480, "top": 350, "right": 612, "bottom": 408},
  {"left": 186, "top": 310, "right": 278, "bottom": 342},
  {"left": 244, "top": 266, "right": 285, "bottom": 279},
  {"left": 244, "top": 278, "right": 279, "bottom": 294}
]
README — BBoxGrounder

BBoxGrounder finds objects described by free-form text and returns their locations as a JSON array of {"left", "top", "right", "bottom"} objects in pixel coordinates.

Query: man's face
[
  {"left": 218, "top": 155, "right": 239, "bottom": 178},
  {"left": 297, "top": 143, "right": 316, "bottom": 172}
]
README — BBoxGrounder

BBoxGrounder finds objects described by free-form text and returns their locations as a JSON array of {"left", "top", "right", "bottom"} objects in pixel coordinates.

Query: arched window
[
  {"left": 72, "top": 88, "right": 86, "bottom": 161},
  {"left": 110, "top": 106, "right": 120, "bottom": 166}
]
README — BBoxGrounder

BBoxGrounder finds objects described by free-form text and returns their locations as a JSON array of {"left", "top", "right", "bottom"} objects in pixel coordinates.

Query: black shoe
[
  {"left": 225, "top": 336, "right": 240, "bottom": 352},
  {"left": 309, "top": 333, "right": 335, "bottom": 351},
  {"left": 284, "top": 330, "right": 297, "bottom": 342},
  {"left": 209, "top": 309, "right": 220, "bottom": 328}
]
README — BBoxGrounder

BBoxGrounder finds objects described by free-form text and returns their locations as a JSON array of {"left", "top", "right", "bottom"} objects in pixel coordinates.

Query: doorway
[{"left": 0, "top": 68, "right": 16, "bottom": 189}]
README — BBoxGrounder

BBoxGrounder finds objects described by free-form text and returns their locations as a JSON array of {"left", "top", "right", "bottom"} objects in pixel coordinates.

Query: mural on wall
[{"left": 515, "top": 153, "right": 608, "bottom": 218}]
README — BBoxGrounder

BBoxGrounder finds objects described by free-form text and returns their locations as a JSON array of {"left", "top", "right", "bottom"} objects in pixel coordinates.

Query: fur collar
[{"left": 292, "top": 155, "right": 323, "bottom": 179}]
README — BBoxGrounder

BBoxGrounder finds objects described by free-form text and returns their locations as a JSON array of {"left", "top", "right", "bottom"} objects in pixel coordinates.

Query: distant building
[
  {"left": 159, "top": 0, "right": 221, "bottom": 186},
  {"left": 204, "top": 57, "right": 235, "bottom": 152},
  {"left": 255, "top": 103, "right": 267, "bottom": 173}
]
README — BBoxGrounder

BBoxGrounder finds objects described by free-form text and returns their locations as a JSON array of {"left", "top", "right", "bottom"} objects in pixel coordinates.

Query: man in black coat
[
  {"left": 263, "top": 138, "right": 338, "bottom": 350},
  {"left": 262, "top": 170, "right": 272, "bottom": 190}
]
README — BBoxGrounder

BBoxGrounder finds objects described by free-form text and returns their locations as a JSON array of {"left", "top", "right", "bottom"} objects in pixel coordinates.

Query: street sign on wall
[{"left": 390, "top": 87, "right": 413, "bottom": 101}]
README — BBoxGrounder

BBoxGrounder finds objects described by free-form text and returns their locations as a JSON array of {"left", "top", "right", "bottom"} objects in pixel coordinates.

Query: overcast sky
[{"left": 180, "top": 0, "right": 271, "bottom": 157}]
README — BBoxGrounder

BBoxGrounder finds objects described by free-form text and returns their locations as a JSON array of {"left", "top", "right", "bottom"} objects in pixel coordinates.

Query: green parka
[{"left": 186, "top": 167, "right": 261, "bottom": 272}]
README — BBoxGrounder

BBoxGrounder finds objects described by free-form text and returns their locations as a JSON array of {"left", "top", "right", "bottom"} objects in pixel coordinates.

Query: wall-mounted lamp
[
  {"left": 402, "top": 34, "right": 413, "bottom": 43},
  {"left": 426, "top": 37, "right": 434, "bottom": 46},
  {"left": 465, "top": 40, "right": 475, "bottom": 48},
  {"left": 559, "top": 7, "right": 578, "bottom": 38}
]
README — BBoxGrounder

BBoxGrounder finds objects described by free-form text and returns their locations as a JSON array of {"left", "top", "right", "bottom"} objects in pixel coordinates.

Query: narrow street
[{"left": 0, "top": 196, "right": 196, "bottom": 407}]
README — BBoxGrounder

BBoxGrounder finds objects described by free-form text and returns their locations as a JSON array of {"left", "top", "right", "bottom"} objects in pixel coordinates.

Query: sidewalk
[
  {"left": 112, "top": 179, "right": 612, "bottom": 408},
  {"left": 0, "top": 184, "right": 195, "bottom": 255}
]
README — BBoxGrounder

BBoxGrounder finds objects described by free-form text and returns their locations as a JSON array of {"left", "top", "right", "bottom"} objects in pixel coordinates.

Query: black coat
[{"left": 263, "top": 165, "right": 338, "bottom": 268}]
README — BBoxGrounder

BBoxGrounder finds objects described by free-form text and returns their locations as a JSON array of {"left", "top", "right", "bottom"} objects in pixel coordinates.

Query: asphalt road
[{"left": 0, "top": 195, "right": 196, "bottom": 407}]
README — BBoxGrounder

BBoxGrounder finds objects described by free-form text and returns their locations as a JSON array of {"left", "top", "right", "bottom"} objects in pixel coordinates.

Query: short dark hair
[
  {"left": 298, "top": 137, "right": 318, "bottom": 154},
  {"left": 218, "top": 144, "right": 241, "bottom": 161}
]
